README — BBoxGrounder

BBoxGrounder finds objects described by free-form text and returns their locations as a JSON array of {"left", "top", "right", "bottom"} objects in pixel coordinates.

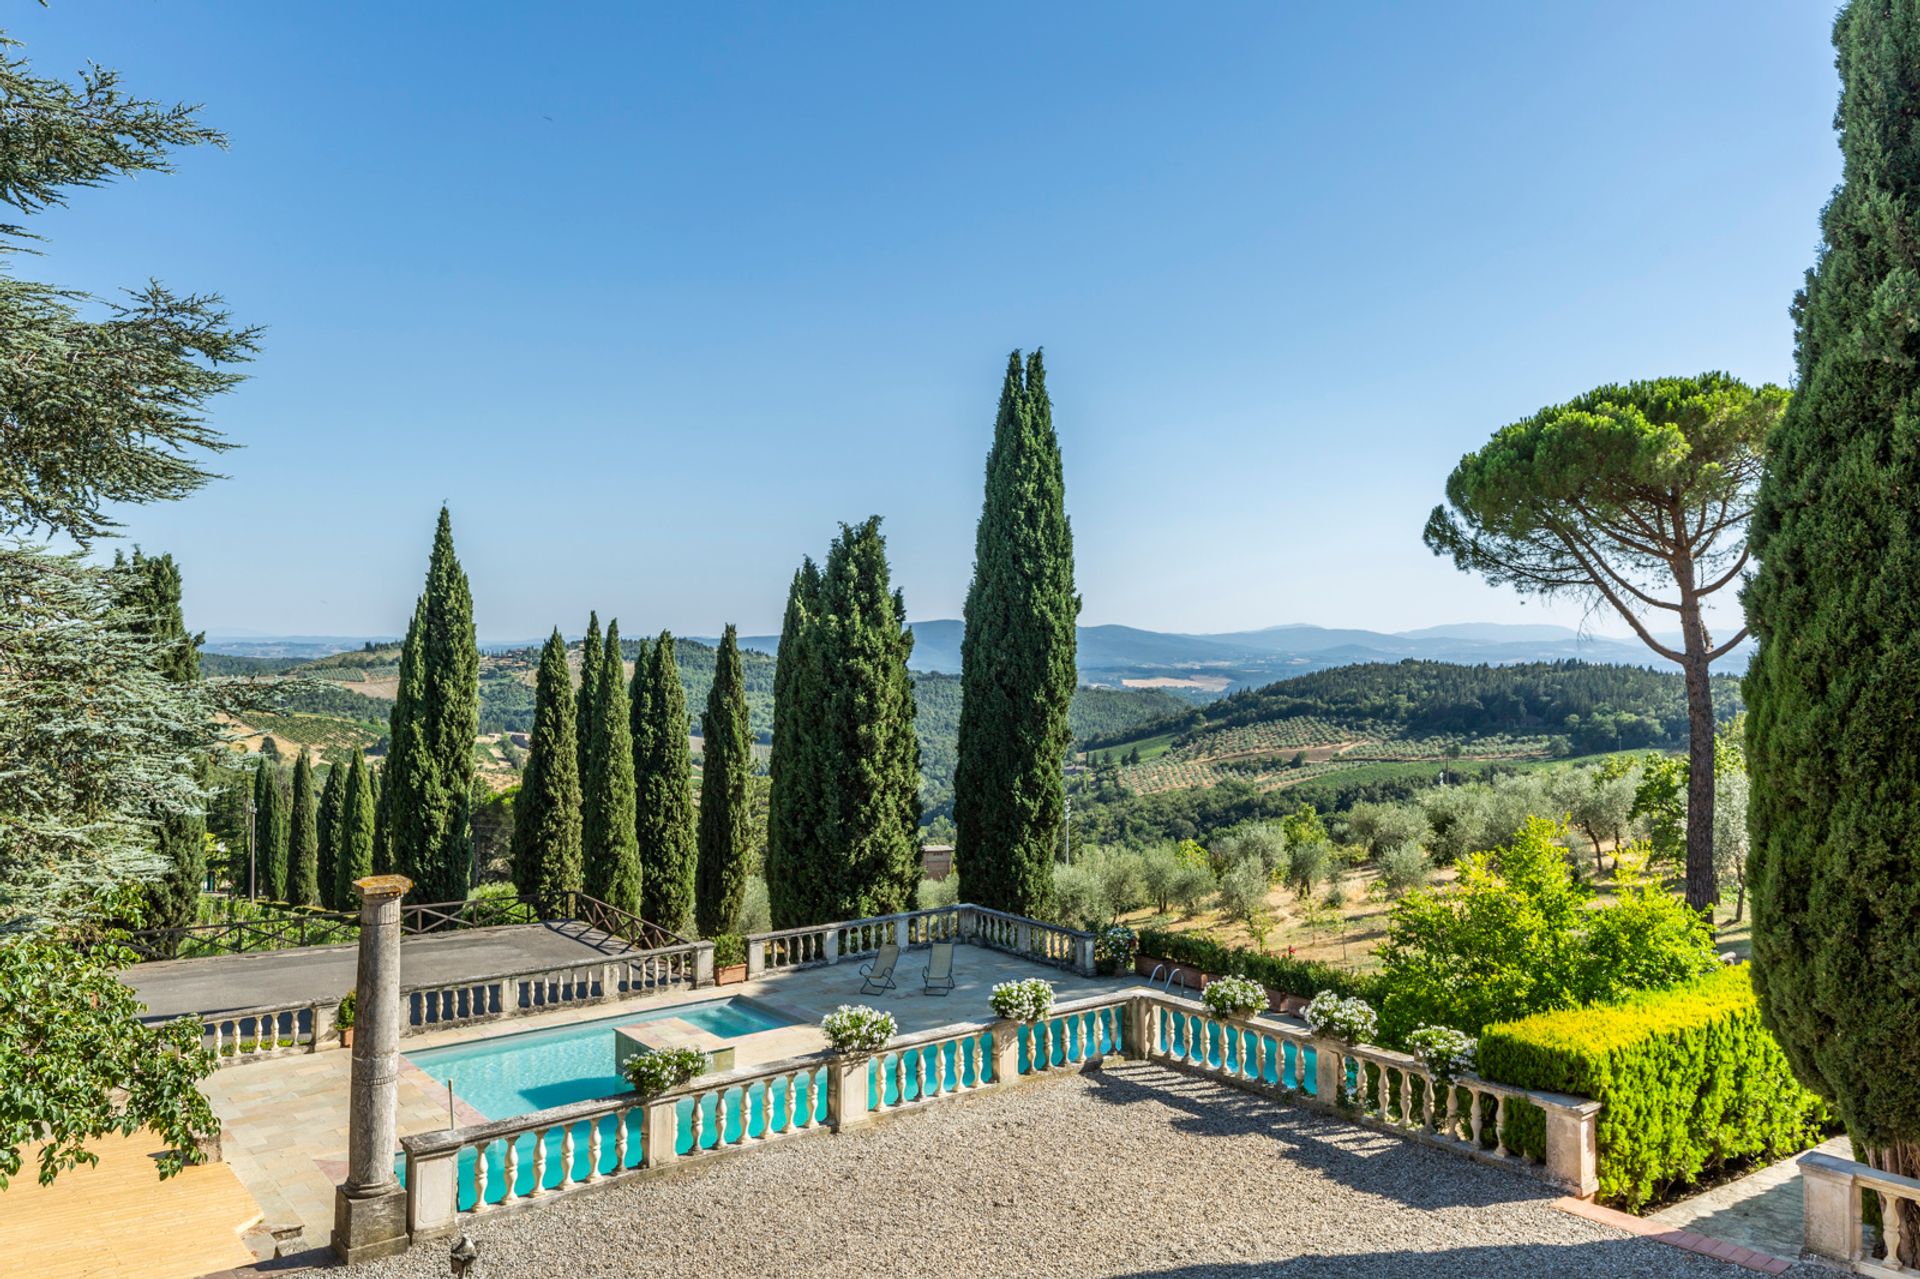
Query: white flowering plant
[
  {"left": 1303, "top": 990, "right": 1378, "bottom": 1045},
  {"left": 821, "top": 1004, "right": 896, "bottom": 1055},
  {"left": 989, "top": 978, "right": 1056, "bottom": 1022},
  {"left": 1404, "top": 1025, "right": 1477, "bottom": 1082},
  {"left": 623, "top": 1045, "right": 708, "bottom": 1097},
  {"left": 1094, "top": 925, "right": 1137, "bottom": 976},
  {"left": 1201, "top": 974, "right": 1267, "bottom": 1019}
]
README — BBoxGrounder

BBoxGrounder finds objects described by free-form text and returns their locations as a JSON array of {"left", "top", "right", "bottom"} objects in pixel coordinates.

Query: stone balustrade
[
  {"left": 399, "top": 988, "right": 1602, "bottom": 1246},
  {"left": 1801, "top": 1150, "right": 1920, "bottom": 1274},
  {"left": 199, "top": 999, "right": 338, "bottom": 1065},
  {"left": 743, "top": 904, "right": 1095, "bottom": 979}
]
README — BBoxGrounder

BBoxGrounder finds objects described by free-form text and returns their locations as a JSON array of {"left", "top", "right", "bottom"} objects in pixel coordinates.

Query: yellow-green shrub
[{"left": 1479, "top": 964, "right": 1829, "bottom": 1210}]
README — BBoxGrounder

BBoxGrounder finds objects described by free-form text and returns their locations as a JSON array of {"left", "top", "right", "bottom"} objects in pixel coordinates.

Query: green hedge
[
  {"left": 1479, "top": 964, "right": 1830, "bottom": 1210},
  {"left": 1135, "top": 927, "right": 1382, "bottom": 1005}
]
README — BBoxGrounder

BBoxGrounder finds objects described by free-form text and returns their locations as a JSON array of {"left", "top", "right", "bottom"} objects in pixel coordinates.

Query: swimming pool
[{"left": 409, "top": 997, "right": 799, "bottom": 1121}]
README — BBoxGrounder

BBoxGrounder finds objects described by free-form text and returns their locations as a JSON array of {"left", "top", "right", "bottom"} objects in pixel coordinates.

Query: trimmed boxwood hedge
[
  {"left": 1136, "top": 928, "right": 1383, "bottom": 1006},
  {"left": 1479, "top": 964, "right": 1830, "bottom": 1210}
]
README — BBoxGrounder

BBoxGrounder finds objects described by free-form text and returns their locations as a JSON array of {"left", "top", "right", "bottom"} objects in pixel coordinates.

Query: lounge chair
[
  {"left": 923, "top": 941, "right": 955, "bottom": 996},
  {"left": 859, "top": 942, "right": 900, "bottom": 995}
]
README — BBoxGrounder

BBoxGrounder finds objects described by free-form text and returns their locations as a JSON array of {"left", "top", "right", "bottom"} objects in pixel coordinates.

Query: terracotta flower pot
[{"left": 715, "top": 963, "right": 747, "bottom": 986}]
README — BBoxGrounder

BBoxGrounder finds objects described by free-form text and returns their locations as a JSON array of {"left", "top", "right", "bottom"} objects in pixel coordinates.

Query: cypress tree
[
  {"left": 317, "top": 761, "right": 346, "bottom": 910},
  {"left": 385, "top": 507, "right": 479, "bottom": 902},
  {"left": 582, "top": 622, "right": 642, "bottom": 913},
  {"left": 1746, "top": 0, "right": 1920, "bottom": 1226},
  {"left": 628, "top": 634, "right": 652, "bottom": 806},
  {"left": 576, "top": 611, "right": 603, "bottom": 783},
  {"left": 253, "top": 761, "right": 287, "bottom": 900},
  {"left": 512, "top": 629, "right": 583, "bottom": 900},
  {"left": 114, "top": 548, "right": 207, "bottom": 936},
  {"left": 955, "top": 350, "right": 1079, "bottom": 917},
  {"left": 286, "top": 748, "right": 320, "bottom": 906},
  {"left": 767, "top": 521, "right": 920, "bottom": 923},
  {"left": 767, "top": 560, "right": 824, "bottom": 927},
  {"left": 695, "top": 625, "right": 753, "bottom": 937},
  {"left": 337, "top": 752, "right": 375, "bottom": 905},
  {"left": 637, "top": 632, "right": 697, "bottom": 933},
  {"left": 370, "top": 763, "right": 389, "bottom": 875}
]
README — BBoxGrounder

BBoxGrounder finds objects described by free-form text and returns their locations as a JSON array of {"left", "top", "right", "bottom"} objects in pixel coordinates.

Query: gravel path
[{"left": 351, "top": 1063, "right": 1805, "bottom": 1279}]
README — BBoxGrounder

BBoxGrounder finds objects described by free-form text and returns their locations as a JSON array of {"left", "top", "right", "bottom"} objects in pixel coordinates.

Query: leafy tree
[
  {"left": 1279, "top": 803, "right": 1330, "bottom": 852},
  {"left": 385, "top": 507, "right": 479, "bottom": 902},
  {"left": 955, "top": 350, "right": 1080, "bottom": 917},
  {"left": 582, "top": 623, "right": 641, "bottom": 914},
  {"left": 636, "top": 632, "right": 695, "bottom": 932},
  {"left": 512, "top": 630, "right": 583, "bottom": 900},
  {"left": 1711, "top": 726, "right": 1749, "bottom": 923},
  {"left": 316, "top": 759, "right": 346, "bottom": 911},
  {"left": 336, "top": 753, "right": 375, "bottom": 906},
  {"left": 1744, "top": 1, "right": 1920, "bottom": 1222},
  {"left": 286, "top": 748, "right": 320, "bottom": 906},
  {"left": 1426, "top": 376, "right": 1788, "bottom": 910},
  {"left": 1631, "top": 754, "right": 1687, "bottom": 870},
  {"left": 696, "top": 625, "right": 752, "bottom": 937},
  {"left": 576, "top": 611, "right": 602, "bottom": 783},
  {"left": 1376, "top": 843, "right": 1432, "bottom": 897},
  {"left": 1550, "top": 758, "right": 1640, "bottom": 873},
  {"left": 1343, "top": 800, "right": 1429, "bottom": 861},
  {"left": 766, "top": 562, "right": 824, "bottom": 927},
  {"left": 253, "top": 761, "right": 287, "bottom": 900}
]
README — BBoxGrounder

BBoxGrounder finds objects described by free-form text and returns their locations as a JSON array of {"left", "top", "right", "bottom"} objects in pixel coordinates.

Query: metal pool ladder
[{"left": 1146, "top": 963, "right": 1189, "bottom": 995}]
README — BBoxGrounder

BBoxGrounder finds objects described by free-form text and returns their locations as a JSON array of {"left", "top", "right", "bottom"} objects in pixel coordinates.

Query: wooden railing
[
  {"left": 743, "top": 904, "right": 1094, "bottom": 979},
  {"left": 399, "top": 989, "right": 1600, "bottom": 1246},
  {"left": 1802, "top": 1150, "right": 1920, "bottom": 1274}
]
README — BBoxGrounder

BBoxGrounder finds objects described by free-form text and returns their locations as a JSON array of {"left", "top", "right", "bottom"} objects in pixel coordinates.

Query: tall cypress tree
[
  {"left": 767, "top": 521, "right": 920, "bottom": 923},
  {"left": 696, "top": 625, "right": 753, "bottom": 937},
  {"left": 385, "top": 507, "right": 479, "bottom": 902},
  {"left": 513, "top": 629, "right": 583, "bottom": 900},
  {"left": 576, "top": 611, "right": 603, "bottom": 784},
  {"left": 317, "top": 761, "right": 346, "bottom": 910},
  {"left": 1746, "top": 0, "right": 1920, "bottom": 1226},
  {"left": 253, "top": 761, "right": 287, "bottom": 900},
  {"left": 114, "top": 548, "right": 207, "bottom": 936},
  {"left": 582, "top": 622, "right": 642, "bottom": 913},
  {"left": 767, "top": 560, "right": 824, "bottom": 927},
  {"left": 286, "top": 748, "right": 320, "bottom": 906},
  {"left": 637, "top": 633, "right": 697, "bottom": 933},
  {"left": 337, "top": 752, "right": 376, "bottom": 906},
  {"left": 628, "top": 634, "right": 652, "bottom": 806},
  {"left": 370, "top": 762, "right": 389, "bottom": 875},
  {"left": 955, "top": 350, "right": 1079, "bottom": 917}
]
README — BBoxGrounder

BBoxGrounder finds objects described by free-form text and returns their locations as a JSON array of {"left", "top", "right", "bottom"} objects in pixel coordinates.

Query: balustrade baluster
[
  {"left": 689, "top": 1093, "right": 705, "bottom": 1152},
  {"left": 713, "top": 1088, "right": 729, "bottom": 1147},
  {"left": 1443, "top": 1081, "right": 1459, "bottom": 1140},
  {"left": 503, "top": 1139, "right": 521, "bottom": 1205},
  {"left": 783, "top": 1074, "right": 799, "bottom": 1132},
  {"left": 561, "top": 1125, "right": 576, "bottom": 1188},
  {"left": 473, "top": 1138, "right": 490, "bottom": 1209},
  {"left": 531, "top": 1126, "right": 548, "bottom": 1195},
  {"left": 1883, "top": 1189, "right": 1907, "bottom": 1264},
  {"left": 1469, "top": 1089, "right": 1485, "bottom": 1147},
  {"left": 1491, "top": 1095, "right": 1507, "bottom": 1157},
  {"left": 586, "top": 1117, "right": 603, "bottom": 1181},
  {"left": 615, "top": 1110, "right": 631, "bottom": 1169}
]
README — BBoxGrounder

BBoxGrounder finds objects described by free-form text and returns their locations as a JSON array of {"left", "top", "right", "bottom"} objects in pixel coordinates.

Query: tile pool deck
[{"left": 203, "top": 945, "right": 1136, "bottom": 1255}]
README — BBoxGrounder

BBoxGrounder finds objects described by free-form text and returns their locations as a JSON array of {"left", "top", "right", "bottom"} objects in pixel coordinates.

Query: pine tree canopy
[
  {"left": 286, "top": 748, "right": 320, "bottom": 906},
  {"left": 955, "top": 349, "right": 1079, "bottom": 917},
  {"left": 636, "top": 632, "right": 696, "bottom": 934},
  {"left": 513, "top": 628, "right": 584, "bottom": 902},
  {"left": 384, "top": 507, "right": 479, "bottom": 903},
  {"left": 1745, "top": 0, "right": 1920, "bottom": 1210},
  {"left": 582, "top": 622, "right": 641, "bottom": 914},
  {"left": 695, "top": 625, "right": 752, "bottom": 937}
]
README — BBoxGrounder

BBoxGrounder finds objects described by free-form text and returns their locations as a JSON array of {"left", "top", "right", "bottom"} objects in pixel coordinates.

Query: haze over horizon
[{"left": 18, "top": 2, "right": 1827, "bottom": 643}]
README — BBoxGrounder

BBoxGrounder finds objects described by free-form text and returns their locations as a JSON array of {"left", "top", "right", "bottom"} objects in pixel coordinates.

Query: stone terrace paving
[
  {"left": 204, "top": 943, "right": 1138, "bottom": 1254},
  {"left": 346, "top": 1062, "right": 1826, "bottom": 1279}
]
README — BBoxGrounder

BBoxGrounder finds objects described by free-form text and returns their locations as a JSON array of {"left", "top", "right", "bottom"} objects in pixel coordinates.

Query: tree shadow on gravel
[
  {"left": 1103, "top": 1238, "right": 1740, "bottom": 1279},
  {"left": 1083, "top": 1062, "right": 1559, "bottom": 1213}
]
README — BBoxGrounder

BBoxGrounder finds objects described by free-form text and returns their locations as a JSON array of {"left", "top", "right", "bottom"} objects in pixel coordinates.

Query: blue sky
[{"left": 17, "top": 2, "right": 1839, "bottom": 642}]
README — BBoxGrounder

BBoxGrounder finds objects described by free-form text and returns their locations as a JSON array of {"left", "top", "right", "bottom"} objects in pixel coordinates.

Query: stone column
[
  {"left": 1124, "top": 996, "right": 1154, "bottom": 1060},
  {"left": 829, "top": 1056, "right": 871, "bottom": 1130},
  {"left": 1535, "top": 1092, "right": 1604, "bottom": 1198},
  {"left": 990, "top": 1019, "right": 1023, "bottom": 1084},
  {"left": 1799, "top": 1151, "right": 1861, "bottom": 1263},
  {"left": 694, "top": 940, "right": 716, "bottom": 988},
  {"left": 332, "top": 874, "right": 413, "bottom": 1264},
  {"left": 1313, "top": 1040, "right": 1342, "bottom": 1105}
]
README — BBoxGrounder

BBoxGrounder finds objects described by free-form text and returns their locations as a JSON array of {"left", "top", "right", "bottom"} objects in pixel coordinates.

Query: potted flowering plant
[
  {"left": 624, "top": 1045, "right": 709, "bottom": 1098},
  {"left": 1093, "top": 925, "right": 1137, "bottom": 977},
  {"left": 989, "top": 978, "right": 1055, "bottom": 1023},
  {"left": 333, "top": 990, "right": 356, "bottom": 1048},
  {"left": 1404, "top": 1025, "right": 1477, "bottom": 1084},
  {"left": 1201, "top": 974, "right": 1267, "bottom": 1021},
  {"left": 1302, "top": 990, "right": 1377, "bottom": 1046},
  {"left": 821, "top": 1004, "right": 896, "bottom": 1056}
]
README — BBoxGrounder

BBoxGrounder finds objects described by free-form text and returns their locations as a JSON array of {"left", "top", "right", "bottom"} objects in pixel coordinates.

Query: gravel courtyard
[{"left": 349, "top": 1062, "right": 1799, "bottom": 1279}]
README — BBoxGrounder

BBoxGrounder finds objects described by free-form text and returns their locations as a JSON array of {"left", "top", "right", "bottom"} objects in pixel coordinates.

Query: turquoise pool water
[{"left": 410, "top": 997, "right": 798, "bottom": 1120}]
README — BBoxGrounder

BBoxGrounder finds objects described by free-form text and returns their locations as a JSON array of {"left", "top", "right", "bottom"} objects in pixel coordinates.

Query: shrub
[
  {"left": 1202, "top": 974, "right": 1267, "bottom": 1019},
  {"left": 1375, "top": 843, "right": 1431, "bottom": 897},
  {"left": 462, "top": 880, "right": 528, "bottom": 928},
  {"left": 1304, "top": 991, "right": 1378, "bottom": 1044},
  {"left": 989, "top": 978, "right": 1055, "bottom": 1022},
  {"left": 916, "top": 874, "right": 959, "bottom": 910},
  {"left": 821, "top": 1004, "right": 896, "bottom": 1055},
  {"left": 1404, "top": 1025, "right": 1476, "bottom": 1083},
  {"left": 334, "top": 990, "right": 356, "bottom": 1031},
  {"left": 710, "top": 933, "right": 746, "bottom": 968},
  {"left": 624, "top": 1045, "right": 708, "bottom": 1097},
  {"left": 1479, "top": 965, "right": 1830, "bottom": 1211},
  {"left": 1094, "top": 924, "right": 1137, "bottom": 976},
  {"left": 1135, "top": 926, "right": 1380, "bottom": 1004}
]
